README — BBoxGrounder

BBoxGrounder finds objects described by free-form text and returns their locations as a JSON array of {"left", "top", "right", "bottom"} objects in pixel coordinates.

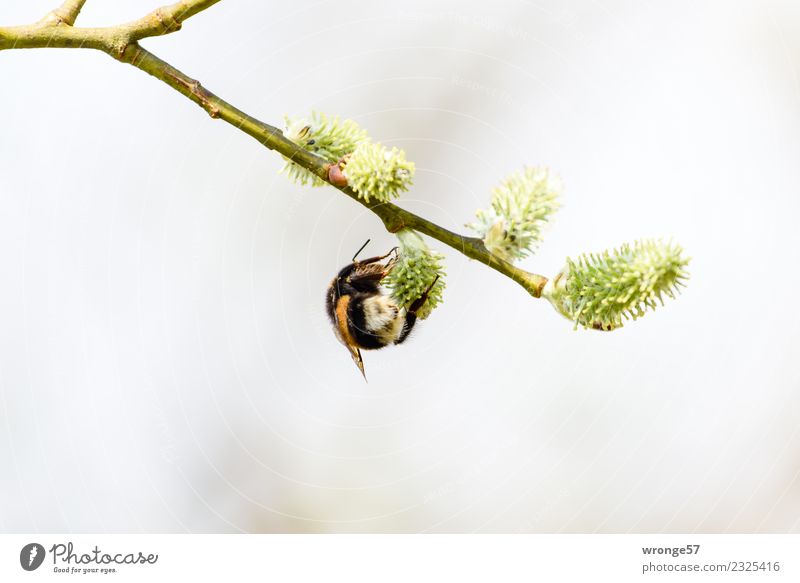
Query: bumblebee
[{"left": 325, "top": 240, "right": 437, "bottom": 379}]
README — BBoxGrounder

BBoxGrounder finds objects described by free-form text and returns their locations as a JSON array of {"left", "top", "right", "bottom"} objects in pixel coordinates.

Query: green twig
[{"left": 0, "top": 0, "right": 549, "bottom": 298}]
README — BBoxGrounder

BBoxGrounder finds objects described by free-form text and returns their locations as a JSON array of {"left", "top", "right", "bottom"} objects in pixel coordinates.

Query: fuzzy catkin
[
  {"left": 342, "top": 142, "right": 415, "bottom": 203},
  {"left": 467, "top": 166, "right": 561, "bottom": 262},
  {"left": 281, "top": 112, "right": 369, "bottom": 186},
  {"left": 385, "top": 229, "right": 446, "bottom": 320},
  {"left": 544, "top": 239, "right": 690, "bottom": 330}
]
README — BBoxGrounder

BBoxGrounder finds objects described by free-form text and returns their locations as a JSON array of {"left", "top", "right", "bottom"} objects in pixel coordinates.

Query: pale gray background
[{"left": 1, "top": 0, "right": 799, "bottom": 532}]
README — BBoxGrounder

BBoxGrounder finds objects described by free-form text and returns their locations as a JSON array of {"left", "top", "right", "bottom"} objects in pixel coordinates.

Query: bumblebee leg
[
  {"left": 395, "top": 276, "right": 439, "bottom": 345},
  {"left": 396, "top": 310, "right": 420, "bottom": 345},
  {"left": 408, "top": 275, "right": 440, "bottom": 313},
  {"left": 356, "top": 247, "right": 399, "bottom": 267}
]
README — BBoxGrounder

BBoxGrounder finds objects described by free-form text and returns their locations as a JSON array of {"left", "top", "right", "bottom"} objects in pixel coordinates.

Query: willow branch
[
  {"left": 0, "top": 0, "right": 221, "bottom": 54},
  {"left": 0, "top": 1, "right": 548, "bottom": 299},
  {"left": 38, "top": 0, "right": 89, "bottom": 27}
]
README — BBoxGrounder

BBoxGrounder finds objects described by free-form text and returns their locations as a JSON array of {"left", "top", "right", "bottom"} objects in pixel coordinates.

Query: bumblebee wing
[
  {"left": 333, "top": 295, "right": 368, "bottom": 381},
  {"left": 350, "top": 255, "right": 398, "bottom": 286},
  {"left": 345, "top": 343, "right": 367, "bottom": 381}
]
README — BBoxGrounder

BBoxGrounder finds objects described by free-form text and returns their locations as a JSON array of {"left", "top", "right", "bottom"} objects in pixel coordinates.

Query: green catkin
[
  {"left": 467, "top": 166, "right": 561, "bottom": 262},
  {"left": 281, "top": 112, "right": 369, "bottom": 186},
  {"left": 385, "top": 229, "right": 446, "bottom": 320},
  {"left": 342, "top": 142, "right": 415, "bottom": 203},
  {"left": 544, "top": 239, "right": 690, "bottom": 330}
]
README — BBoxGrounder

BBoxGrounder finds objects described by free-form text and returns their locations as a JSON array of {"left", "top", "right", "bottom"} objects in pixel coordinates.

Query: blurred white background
[{"left": 1, "top": 0, "right": 799, "bottom": 533}]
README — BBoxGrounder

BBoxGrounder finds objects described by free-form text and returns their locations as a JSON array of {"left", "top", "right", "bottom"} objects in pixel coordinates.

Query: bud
[
  {"left": 543, "top": 239, "right": 689, "bottom": 330},
  {"left": 467, "top": 166, "right": 561, "bottom": 262},
  {"left": 281, "top": 112, "right": 369, "bottom": 186},
  {"left": 385, "top": 229, "right": 446, "bottom": 320},
  {"left": 342, "top": 142, "right": 415, "bottom": 203}
]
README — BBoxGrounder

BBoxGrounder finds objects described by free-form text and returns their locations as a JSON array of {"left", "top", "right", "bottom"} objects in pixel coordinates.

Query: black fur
[
  {"left": 326, "top": 261, "right": 395, "bottom": 350},
  {"left": 326, "top": 251, "right": 430, "bottom": 351},
  {"left": 346, "top": 294, "right": 387, "bottom": 349}
]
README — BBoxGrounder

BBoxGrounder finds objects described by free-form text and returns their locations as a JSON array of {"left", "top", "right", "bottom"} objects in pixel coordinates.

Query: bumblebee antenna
[{"left": 352, "top": 239, "right": 371, "bottom": 263}]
